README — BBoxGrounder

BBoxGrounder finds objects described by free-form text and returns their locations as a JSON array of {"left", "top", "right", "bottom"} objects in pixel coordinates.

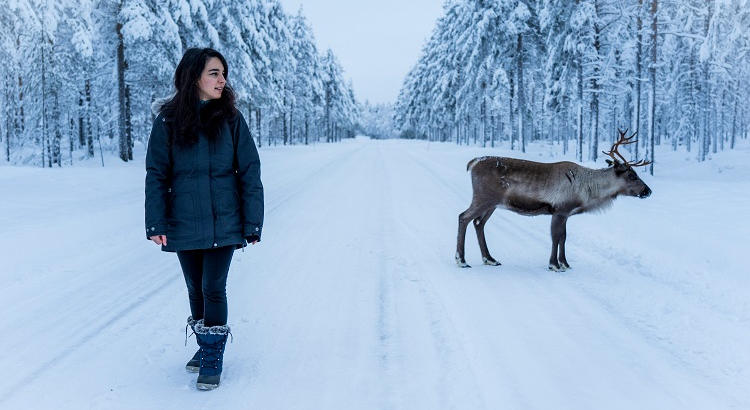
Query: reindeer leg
[
  {"left": 456, "top": 203, "right": 484, "bottom": 268},
  {"left": 558, "top": 216, "right": 570, "bottom": 270},
  {"left": 474, "top": 208, "right": 501, "bottom": 266},
  {"left": 549, "top": 215, "right": 566, "bottom": 271}
]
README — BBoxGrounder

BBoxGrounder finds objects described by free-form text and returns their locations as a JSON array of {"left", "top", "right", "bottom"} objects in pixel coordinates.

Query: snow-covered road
[{"left": 1, "top": 138, "right": 747, "bottom": 409}]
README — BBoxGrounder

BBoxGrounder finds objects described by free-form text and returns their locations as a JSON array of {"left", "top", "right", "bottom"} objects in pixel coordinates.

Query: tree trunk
[
  {"left": 517, "top": 34, "right": 526, "bottom": 153},
  {"left": 52, "top": 91, "right": 61, "bottom": 167},
  {"left": 97, "top": 120, "right": 105, "bottom": 167},
  {"left": 687, "top": 46, "right": 696, "bottom": 154},
  {"left": 126, "top": 85, "right": 133, "bottom": 160},
  {"left": 701, "top": 1, "right": 713, "bottom": 161},
  {"left": 612, "top": 95, "right": 618, "bottom": 145},
  {"left": 325, "top": 88, "right": 332, "bottom": 143},
  {"left": 5, "top": 99, "right": 10, "bottom": 162},
  {"left": 256, "top": 108, "right": 262, "bottom": 147},
  {"left": 591, "top": 2, "right": 601, "bottom": 162},
  {"left": 731, "top": 85, "right": 737, "bottom": 149},
  {"left": 720, "top": 89, "right": 725, "bottom": 151},
  {"left": 116, "top": 20, "right": 128, "bottom": 162},
  {"left": 16, "top": 33, "right": 25, "bottom": 140},
  {"left": 69, "top": 117, "right": 74, "bottom": 165},
  {"left": 711, "top": 89, "right": 717, "bottom": 154},
  {"left": 509, "top": 72, "right": 515, "bottom": 150},
  {"left": 634, "top": 0, "right": 643, "bottom": 161},
  {"left": 290, "top": 102, "right": 295, "bottom": 145},
  {"left": 624, "top": 86, "right": 632, "bottom": 136},
  {"left": 84, "top": 79, "right": 94, "bottom": 157},
  {"left": 648, "top": 0, "right": 657, "bottom": 174},
  {"left": 283, "top": 112, "right": 288, "bottom": 145},
  {"left": 78, "top": 95, "right": 86, "bottom": 147},
  {"left": 481, "top": 86, "right": 487, "bottom": 147},
  {"left": 247, "top": 104, "right": 254, "bottom": 142},
  {"left": 563, "top": 116, "right": 569, "bottom": 155},
  {"left": 577, "top": 60, "right": 583, "bottom": 163},
  {"left": 305, "top": 114, "right": 309, "bottom": 145},
  {"left": 41, "top": 27, "right": 48, "bottom": 168},
  {"left": 491, "top": 113, "right": 497, "bottom": 148}
]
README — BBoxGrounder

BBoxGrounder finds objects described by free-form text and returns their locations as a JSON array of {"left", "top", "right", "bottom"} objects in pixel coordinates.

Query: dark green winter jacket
[{"left": 144, "top": 108, "right": 264, "bottom": 252}]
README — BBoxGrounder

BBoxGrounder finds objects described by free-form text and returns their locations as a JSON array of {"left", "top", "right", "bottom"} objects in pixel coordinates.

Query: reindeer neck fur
[{"left": 570, "top": 166, "right": 622, "bottom": 214}]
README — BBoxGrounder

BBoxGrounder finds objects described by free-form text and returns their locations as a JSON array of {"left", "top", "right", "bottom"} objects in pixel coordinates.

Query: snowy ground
[{"left": 0, "top": 137, "right": 748, "bottom": 409}]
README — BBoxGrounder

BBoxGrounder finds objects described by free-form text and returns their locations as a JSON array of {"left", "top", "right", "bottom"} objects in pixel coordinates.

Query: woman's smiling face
[{"left": 197, "top": 57, "right": 226, "bottom": 101}]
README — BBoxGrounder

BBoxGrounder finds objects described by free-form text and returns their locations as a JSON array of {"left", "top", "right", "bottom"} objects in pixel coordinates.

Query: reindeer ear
[
  {"left": 613, "top": 161, "right": 628, "bottom": 175},
  {"left": 606, "top": 159, "right": 614, "bottom": 167}
]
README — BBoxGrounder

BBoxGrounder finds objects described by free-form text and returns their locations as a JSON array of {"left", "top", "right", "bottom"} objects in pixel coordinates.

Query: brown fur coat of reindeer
[{"left": 456, "top": 130, "right": 652, "bottom": 271}]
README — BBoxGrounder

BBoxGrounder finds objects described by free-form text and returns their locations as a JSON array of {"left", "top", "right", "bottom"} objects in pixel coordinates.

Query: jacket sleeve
[
  {"left": 234, "top": 112, "right": 264, "bottom": 241},
  {"left": 144, "top": 115, "right": 170, "bottom": 239}
]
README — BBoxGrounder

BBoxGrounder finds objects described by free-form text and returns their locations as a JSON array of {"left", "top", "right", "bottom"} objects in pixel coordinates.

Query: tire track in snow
[
  {"left": 373, "top": 143, "right": 401, "bottom": 410},
  {"left": 380, "top": 144, "right": 487, "bottom": 409},
  {"left": 222, "top": 145, "right": 391, "bottom": 408},
  {"left": 264, "top": 144, "right": 364, "bottom": 215},
  {"left": 0, "top": 258, "right": 178, "bottom": 403}
]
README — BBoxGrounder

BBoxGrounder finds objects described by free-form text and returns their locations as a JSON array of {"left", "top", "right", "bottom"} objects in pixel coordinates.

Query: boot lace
[{"left": 185, "top": 323, "right": 196, "bottom": 346}]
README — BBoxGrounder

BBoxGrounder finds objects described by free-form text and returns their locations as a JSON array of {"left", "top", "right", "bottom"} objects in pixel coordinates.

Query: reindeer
[{"left": 456, "top": 130, "right": 652, "bottom": 270}]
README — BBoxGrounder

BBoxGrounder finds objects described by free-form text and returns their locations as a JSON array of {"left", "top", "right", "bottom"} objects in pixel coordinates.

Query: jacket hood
[{"left": 151, "top": 93, "right": 175, "bottom": 116}]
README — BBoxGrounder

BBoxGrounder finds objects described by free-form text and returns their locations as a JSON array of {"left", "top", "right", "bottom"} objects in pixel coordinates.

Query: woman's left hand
[{"left": 149, "top": 235, "right": 167, "bottom": 246}]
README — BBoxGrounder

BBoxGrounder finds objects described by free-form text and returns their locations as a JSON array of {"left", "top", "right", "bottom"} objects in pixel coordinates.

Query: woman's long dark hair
[{"left": 160, "top": 48, "right": 237, "bottom": 146}]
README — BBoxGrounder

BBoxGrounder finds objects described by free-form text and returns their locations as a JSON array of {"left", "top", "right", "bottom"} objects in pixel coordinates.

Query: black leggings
[{"left": 176, "top": 246, "right": 234, "bottom": 327}]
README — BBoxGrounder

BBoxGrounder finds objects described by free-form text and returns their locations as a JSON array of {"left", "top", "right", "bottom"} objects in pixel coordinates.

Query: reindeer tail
[{"left": 467, "top": 158, "right": 481, "bottom": 172}]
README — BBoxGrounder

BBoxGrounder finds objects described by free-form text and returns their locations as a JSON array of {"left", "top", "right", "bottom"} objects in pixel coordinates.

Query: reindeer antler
[{"left": 603, "top": 129, "right": 652, "bottom": 168}]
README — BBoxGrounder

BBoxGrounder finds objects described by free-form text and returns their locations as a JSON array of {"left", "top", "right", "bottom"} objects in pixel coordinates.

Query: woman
[{"left": 145, "top": 48, "right": 264, "bottom": 390}]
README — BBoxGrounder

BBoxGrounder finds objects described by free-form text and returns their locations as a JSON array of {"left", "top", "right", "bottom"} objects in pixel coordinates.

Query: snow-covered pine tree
[
  {"left": 290, "top": 7, "right": 325, "bottom": 145},
  {"left": 119, "top": 0, "right": 182, "bottom": 161},
  {"left": 541, "top": 0, "right": 591, "bottom": 161},
  {"left": 319, "top": 50, "right": 344, "bottom": 142}
]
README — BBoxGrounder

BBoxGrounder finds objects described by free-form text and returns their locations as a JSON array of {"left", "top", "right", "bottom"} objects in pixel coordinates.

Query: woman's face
[{"left": 196, "top": 57, "right": 226, "bottom": 101}]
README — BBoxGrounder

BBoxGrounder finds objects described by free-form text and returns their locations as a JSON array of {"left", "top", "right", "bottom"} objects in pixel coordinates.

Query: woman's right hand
[{"left": 149, "top": 235, "right": 167, "bottom": 246}]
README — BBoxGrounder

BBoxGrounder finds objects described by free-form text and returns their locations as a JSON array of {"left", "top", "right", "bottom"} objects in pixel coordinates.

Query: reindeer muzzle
[{"left": 639, "top": 186, "right": 652, "bottom": 198}]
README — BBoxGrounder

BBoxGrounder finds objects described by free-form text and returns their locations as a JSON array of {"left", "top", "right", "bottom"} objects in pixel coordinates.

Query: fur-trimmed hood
[{"left": 151, "top": 94, "right": 174, "bottom": 117}]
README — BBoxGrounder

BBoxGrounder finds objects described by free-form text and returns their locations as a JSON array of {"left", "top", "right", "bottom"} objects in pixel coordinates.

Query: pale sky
[{"left": 278, "top": 0, "right": 444, "bottom": 105}]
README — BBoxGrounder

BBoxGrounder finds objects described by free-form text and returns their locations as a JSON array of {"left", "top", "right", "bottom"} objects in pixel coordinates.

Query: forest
[
  {"left": 2, "top": 1, "right": 748, "bottom": 174},
  {"left": 0, "top": 0, "right": 360, "bottom": 166},
  {"left": 394, "top": 0, "right": 750, "bottom": 174}
]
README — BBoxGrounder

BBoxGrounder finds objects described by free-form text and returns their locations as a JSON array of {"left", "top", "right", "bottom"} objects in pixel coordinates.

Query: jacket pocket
[
  {"left": 217, "top": 189, "right": 241, "bottom": 218},
  {"left": 216, "top": 189, "right": 242, "bottom": 238},
  {"left": 167, "top": 191, "right": 198, "bottom": 239}
]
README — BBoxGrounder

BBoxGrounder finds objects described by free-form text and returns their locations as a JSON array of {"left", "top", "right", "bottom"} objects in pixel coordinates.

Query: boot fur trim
[{"left": 194, "top": 320, "right": 230, "bottom": 336}]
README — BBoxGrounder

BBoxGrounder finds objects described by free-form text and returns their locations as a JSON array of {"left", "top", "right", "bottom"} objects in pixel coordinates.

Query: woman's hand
[{"left": 150, "top": 235, "right": 167, "bottom": 246}]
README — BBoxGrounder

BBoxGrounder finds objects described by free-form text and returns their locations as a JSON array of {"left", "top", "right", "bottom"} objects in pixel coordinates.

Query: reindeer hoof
[
  {"left": 548, "top": 264, "right": 565, "bottom": 272},
  {"left": 456, "top": 252, "right": 471, "bottom": 268},
  {"left": 482, "top": 257, "right": 501, "bottom": 266}
]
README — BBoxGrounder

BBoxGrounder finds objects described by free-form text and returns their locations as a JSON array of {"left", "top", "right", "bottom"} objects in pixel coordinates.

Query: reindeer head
[{"left": 603, "top": 129, "right": 652, "bottom": 199}]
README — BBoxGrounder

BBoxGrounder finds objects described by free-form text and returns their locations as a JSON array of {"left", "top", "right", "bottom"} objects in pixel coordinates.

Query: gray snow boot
[
  {"left": 194, "top": 321, "right": 231, "bottom": 390},
  {"left": 185, "top": 316, "right": 201, "bottom": 373}
]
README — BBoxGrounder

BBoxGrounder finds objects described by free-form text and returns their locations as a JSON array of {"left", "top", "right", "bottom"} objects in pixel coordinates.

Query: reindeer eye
[{"left": 627, "top": 173, "right": 638, "bottom": 181}]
